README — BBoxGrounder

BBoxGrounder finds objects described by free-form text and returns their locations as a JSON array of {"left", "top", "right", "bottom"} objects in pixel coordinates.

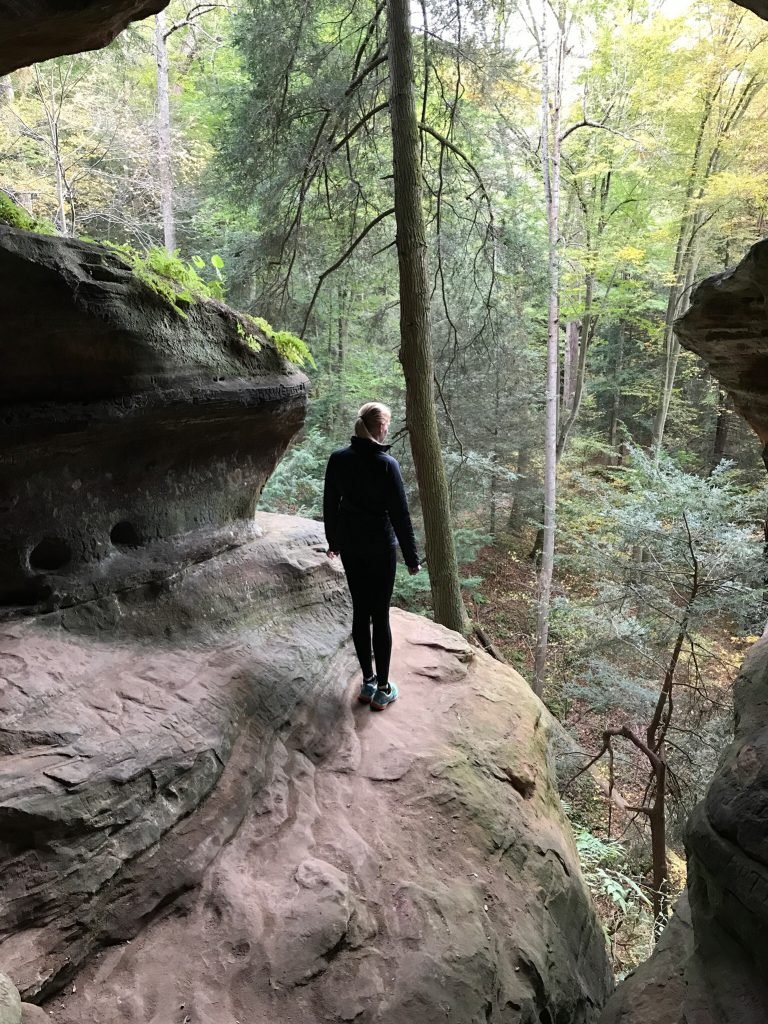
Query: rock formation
[
  {"left": 2, "top": 583, "right": 613, "bottom": 1024},
  {"left": 599, "top": 235, "right": 768, "bottom": 1023},
  {"left": 0, "top": 225, "right": 612, "bottom": 1021},
  {"left": 0, "top": 1, "right": 169, "bottom": 76},
  {"left": 0, "top": 225, "right": 306, "bottom": 613},
  {"left": 675, "top": 238, "right": 768, "bottom": 446}
]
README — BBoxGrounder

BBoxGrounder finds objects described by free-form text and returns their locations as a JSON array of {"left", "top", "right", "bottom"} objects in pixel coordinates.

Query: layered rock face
[
  {"left": 0, "top": 1, "right": 169, "bottom": 75},
  {"left": 600, "top": 238, "right": 768, "bottom": 1023},
  {"left": 0, "top": 226, "right": 306, "bottom": 613}
]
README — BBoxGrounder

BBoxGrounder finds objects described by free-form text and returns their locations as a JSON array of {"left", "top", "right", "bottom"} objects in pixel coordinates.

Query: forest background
[{"left": 3, "top": 0, "right": 768, "bottom": 976}]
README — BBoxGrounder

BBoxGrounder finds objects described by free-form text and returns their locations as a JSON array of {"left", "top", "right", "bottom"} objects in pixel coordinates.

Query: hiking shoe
[
  {"left": 358, "top": 676, "right": 378, "bottom": 705},
  {"left": 371, "top": 680, "right": 398, "bottom": 711}
]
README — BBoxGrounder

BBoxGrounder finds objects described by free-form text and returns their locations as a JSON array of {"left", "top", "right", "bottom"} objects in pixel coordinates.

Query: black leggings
[{"left": 340, "top": 546, "right": 397, "bottom": 685}]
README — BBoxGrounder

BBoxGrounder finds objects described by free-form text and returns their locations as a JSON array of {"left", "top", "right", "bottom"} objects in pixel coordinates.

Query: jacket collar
[{"left": 350, "top": 435, "right": 391, "bottom": 454}]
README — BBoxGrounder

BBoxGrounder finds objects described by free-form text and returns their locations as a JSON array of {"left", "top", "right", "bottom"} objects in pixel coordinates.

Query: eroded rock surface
[
  {"left": 0, "top": 1, "right": 169, "bottom": 75},
  {"left": 0, "top": 226, "right": 306, "bottom": 612},
  {"left": 0, "top": 519, "right": 611, "bottom": 1021}
]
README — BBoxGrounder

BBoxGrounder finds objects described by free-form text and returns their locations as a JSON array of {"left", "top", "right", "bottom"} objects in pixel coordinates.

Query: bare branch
[
  {"left": 164, "top": 3, "right": 230, "bottom": 39},
  {"left": 300, "top": 207, "right": 395, "bottom": 335}
]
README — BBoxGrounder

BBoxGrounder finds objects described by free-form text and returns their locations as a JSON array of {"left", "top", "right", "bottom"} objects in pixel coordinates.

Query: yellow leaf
[{"left": 614, "top": 245, "right": 646, "bottom": 265}]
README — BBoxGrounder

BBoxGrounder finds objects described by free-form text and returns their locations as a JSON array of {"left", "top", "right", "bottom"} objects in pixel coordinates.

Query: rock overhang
[
  {"left": 0, "top": 226, "right": 309, "bottom": 615},
  {"left": 675, "top": 238, "right": 768, "bottom": 447},
  {"left": 0, "top": 0, "right": 170, "bottom": 76}
]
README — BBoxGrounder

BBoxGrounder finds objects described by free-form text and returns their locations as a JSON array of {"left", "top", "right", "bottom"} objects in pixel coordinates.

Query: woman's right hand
[{"left": 408, "top": 563, "right": 421, "bottom": 575}]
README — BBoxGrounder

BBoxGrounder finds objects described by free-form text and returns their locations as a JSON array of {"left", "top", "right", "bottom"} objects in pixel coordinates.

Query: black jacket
[{"left": 323, "top": 437, "right": 419, "bottom": 568}]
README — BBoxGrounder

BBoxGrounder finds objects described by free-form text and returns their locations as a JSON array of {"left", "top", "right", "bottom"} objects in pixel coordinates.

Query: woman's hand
[
  {"left": 327, "top": 550, "right": 339, "bottom": 559},
  {"left": 408, "top": 563, "right": 421, "bottom": 576}
]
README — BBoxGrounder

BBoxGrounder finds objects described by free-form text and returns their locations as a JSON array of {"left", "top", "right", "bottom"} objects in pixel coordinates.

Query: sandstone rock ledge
[
  {"left": 0, "top": 1, "right": 169, "bottom": 76},
  {"left": 0, "top": 514, "right": 611, "bottom": 1024}
]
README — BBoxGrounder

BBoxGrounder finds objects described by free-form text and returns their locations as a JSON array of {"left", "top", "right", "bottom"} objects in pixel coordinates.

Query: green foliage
[
  {"left": 569, "top": 814, "right": 657, "bottom": 978},
  {"left": 554, "top": 449, "right": 766, "bottom": 849},
  {"left": 251, "top": 316, "right": 315, "bottom": 368},
  {"left": 393, "top": 561, "right": 433, "bottom": 613},
  {"left": 393, "top": 527, "right": 489, "bottom": 613},
  {"left": 575, "top": 829, "right": 651, "bottom": 916},
  {"left": 235, "top": 318, "right": 261, "bottom": 353},
  {"left": 259, "top": 428, "right": 328, "bottom": 517},
  {"left": 0, "top": 192, "right": 56, "bottom": 234},
  {"left": 105, "top": 242, "right": 226, "bottom": 317}
]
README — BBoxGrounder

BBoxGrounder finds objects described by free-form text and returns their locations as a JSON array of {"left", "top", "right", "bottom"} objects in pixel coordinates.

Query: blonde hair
[{"left": 355, "top": 401, "right": 391, "bottom": 442}]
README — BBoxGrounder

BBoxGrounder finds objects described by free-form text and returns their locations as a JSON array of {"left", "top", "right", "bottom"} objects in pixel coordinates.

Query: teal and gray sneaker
[
  {"left": 371, "top": 680, "right": 398, "bottom": 712},
  {"left": 358, "top": 676, "right": 378, "bottom": 705}
]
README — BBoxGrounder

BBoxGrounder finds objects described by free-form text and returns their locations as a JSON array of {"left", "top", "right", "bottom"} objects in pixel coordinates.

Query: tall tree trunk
[
  {"left": 557, "top": 273, "right": 594, "bottom": 460},
  {"left": 562, "top": 319, "right": 579, "bottom": 414},
  {"left": 533, "top": 15, "right": 563, "bottom": 696},
  {"left": 53, "top": 135, "right": 68, "bottom": 235},
  {"left": 489, "top": 360, "right": 501, "bottom": 541},
  {"left": 649, "top": 760, "right": 669, "bottom": 931},
  {"left": 335, "top": 281, "right": 348, "bottom": 430},
  {"left": 710, "top": 386, "right": 732, "bottom": 472},
  {"left": 155, "top": 12, "right": 176, "bottom": 252},
  {"left": 387, "top": 0, "right": 467, "bottom": 634},
  {"left": 508, "top": 444, "right": 531, "bottom": 535},
  {"left": 607, "top": 321, "right": 626, "bottom": 461}
]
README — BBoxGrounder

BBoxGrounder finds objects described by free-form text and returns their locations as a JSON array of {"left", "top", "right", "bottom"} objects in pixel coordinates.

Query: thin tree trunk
[
  {"left": 533, "top": 16, "right": 563, "bottom": 696},
  {"left": 607, "top": 321, "right": 626, "bottom": 461},
  {"left": 508, "top": 444, "right": 531, "bottom": 535},
  {"left": 155, "top": 12, "right": 176, "bottom": 252},
  {"left": 649, "top": 765, "right": 668, "bottom": 930},
  {"left": 387, "top": 0, "right": 467, "bottom": 634},
  {"left": 557, "top": 273, "right": 593, "bottom": 460},
  {"left": 489, "top": 359, "right": 501, "bottom": 541},
  {"left": 336, "top": 282, "right": 348, "bottom": 429},
  {"left": 53, "top": 138, "right": 68, "bottom": 235},
  {"left": 710, "top": 387, "right": 732, "bottom": 472},
  {"left": 562, "top": 319, "right": 579, "bottom": 413}
]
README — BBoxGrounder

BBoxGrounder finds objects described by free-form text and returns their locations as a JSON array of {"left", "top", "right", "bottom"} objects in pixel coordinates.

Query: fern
[
  {"left": 105, "top": 243, "right": 226, "bottom": 318},
  {"left": 252, "top": 316, "right": 316, "bottom": 368}
]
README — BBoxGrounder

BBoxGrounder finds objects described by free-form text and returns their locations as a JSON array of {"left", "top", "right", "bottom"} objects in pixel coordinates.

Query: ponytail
[{"left": 354, "top": 401, "right": 391, "bottom": 441}]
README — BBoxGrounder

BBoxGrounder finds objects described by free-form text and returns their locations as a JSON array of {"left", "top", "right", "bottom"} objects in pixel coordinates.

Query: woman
[{"left": 323, "top": 402, "right": 420, "bottom": 711}]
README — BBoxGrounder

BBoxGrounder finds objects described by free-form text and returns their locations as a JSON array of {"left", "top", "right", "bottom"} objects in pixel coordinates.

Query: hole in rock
[
  {"left": 28, "top": 537, "right": 72, "bottom": 572},
  {"left": 110, "top": 521, "right": 143, "bottom": 548}
]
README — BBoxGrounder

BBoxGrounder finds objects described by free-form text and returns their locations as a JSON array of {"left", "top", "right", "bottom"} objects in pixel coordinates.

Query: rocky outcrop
[
  {"left": 0, "top": 519, "right": 611, "bottom": 1022},
  {"left": 0, "top": 1, "right": 169, "bottom": 75},
  {"left": 599, "top": 239, "right": 768, "bottom": 1022},
  {"left": 675, "top": 238, "right": 768, "bottom": 447},
  {"left": 0, "top": 226, "right": 611, "bottom": 1020},
  {"left": 0, "top": 225, "right": 306, "bottom": 613},
  {"left": 677, "top": 243, "right": 768, "bottom": 1022}
]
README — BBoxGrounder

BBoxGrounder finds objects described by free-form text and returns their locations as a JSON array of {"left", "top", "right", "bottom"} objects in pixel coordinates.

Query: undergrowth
[{"left": 571, "top": 817, "right": 657, "bottom": 978}]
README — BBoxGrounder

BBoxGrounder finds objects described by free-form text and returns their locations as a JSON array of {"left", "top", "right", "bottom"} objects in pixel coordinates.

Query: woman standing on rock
[{"left": 323, "top": 402, "right": 420, "bottom": 711}]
